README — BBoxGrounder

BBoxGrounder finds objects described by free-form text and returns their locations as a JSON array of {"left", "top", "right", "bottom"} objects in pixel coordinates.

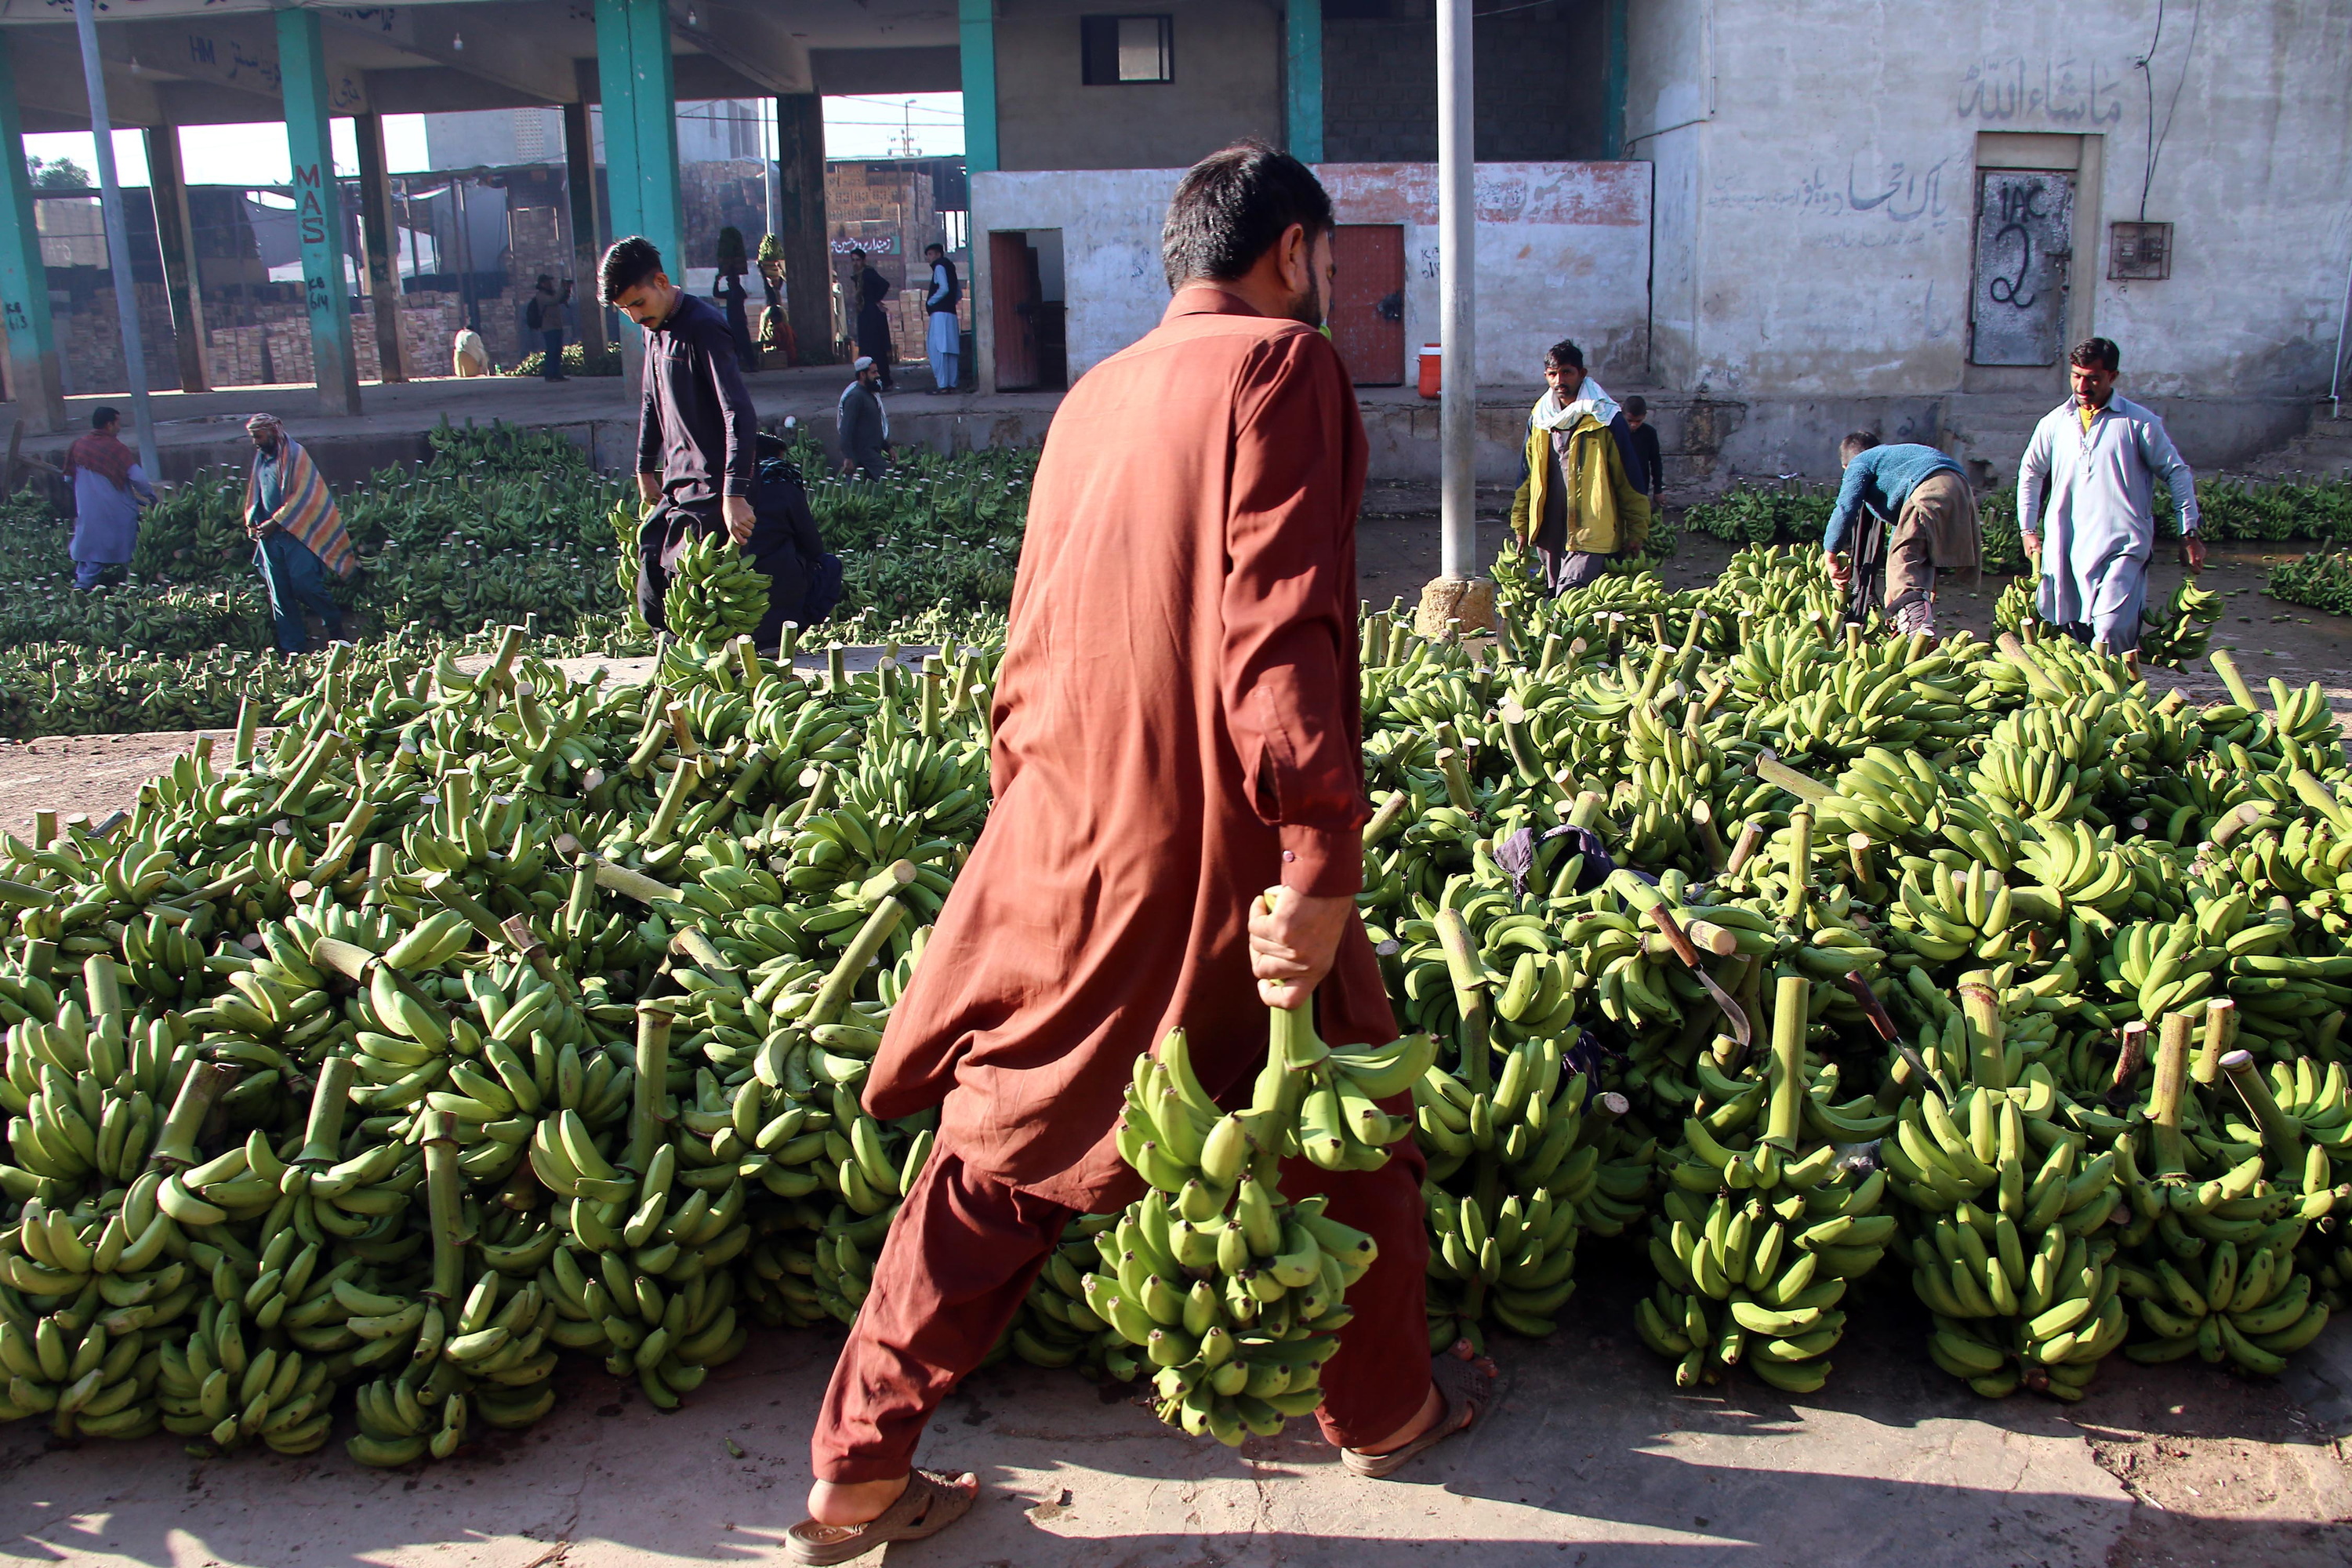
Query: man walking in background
[
  {"left": 528, "top": 274, "right": 571, "bottom": 382},
  {"left": 1624, "top": 395, "right": 1664, "bottom": 510},
  {"left": 2018, "top": 336, "right": 2201, "bottom": 653},
  {"left": 786, "top": 140, "right": 1488, "bottom": 1568},
  {"left": 65, "top": 405, "right": 153, "bottom": 590},
  {"left": 838, "top": 356, "right": 890, "bottom": 480},
  {"left": 849, "top": 249, "right": 895, "bottom": 391},
  {"left": 243, "top": 413, "right": 354, "bottom": 655},
  {"left": 1506, "top": 339, "right": 1651, "bottom": 595},
  {"left": 921, "top": 241, "right": 961, "bottom": 394},
  {"left": 1823, "top": 433, "right": 1982, "bottom": 636}
]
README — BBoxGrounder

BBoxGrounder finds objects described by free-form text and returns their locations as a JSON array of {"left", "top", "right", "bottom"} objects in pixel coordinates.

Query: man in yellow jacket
[{"left": 1507, "top": 339, "right": 1651, "bottom": 594}]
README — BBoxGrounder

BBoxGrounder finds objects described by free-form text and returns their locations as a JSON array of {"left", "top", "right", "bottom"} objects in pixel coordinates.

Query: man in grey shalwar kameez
[{"left": 2017, "top": 336, "right": 2201, "bottom": 653}]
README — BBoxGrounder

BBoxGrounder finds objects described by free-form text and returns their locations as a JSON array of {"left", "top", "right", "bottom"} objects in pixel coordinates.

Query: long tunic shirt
[
  {"left": 69, "top": 464, "right": 151, "bottom": 565},
  {"left": 2019, "top": 394, "right": 2198, "bottom": 644},
  {"left": 865, "top": 286, "right": 1398, "bottom": 1210},
  {"left": 635, "top": 290, "right": 756, "bottom": 514}
]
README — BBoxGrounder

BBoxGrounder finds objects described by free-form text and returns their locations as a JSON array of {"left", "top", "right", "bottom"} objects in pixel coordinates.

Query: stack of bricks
[{"left": 198, "top": 292, "right": 473, "bottom": 386}]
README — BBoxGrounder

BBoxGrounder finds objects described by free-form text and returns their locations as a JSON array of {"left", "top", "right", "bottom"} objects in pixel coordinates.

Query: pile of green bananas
[{"left": 662, "top": 532, "right": 771, "bottom": 644}]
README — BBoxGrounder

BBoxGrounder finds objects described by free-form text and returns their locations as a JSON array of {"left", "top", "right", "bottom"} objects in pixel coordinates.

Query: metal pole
[
  {"left": 1437, "top": 0, "right": 1475, "bottom": 583},
  {"left": 71, "top": 0, "right": 158, "bottom": 477},
  {"left": 2331, "top": 234, "right": 2352, "bottom": 419}
]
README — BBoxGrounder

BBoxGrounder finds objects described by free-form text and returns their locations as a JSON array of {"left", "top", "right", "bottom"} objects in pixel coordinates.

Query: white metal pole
[
  {"left": 1437, "top": 0, "right": 1475, "bottom": 582},
  {"left": 71, "top": 0, "right": 159, "bottom": 478},
  {"left": 2331, "top": 235, "right": 2351, "bottom": 419}
]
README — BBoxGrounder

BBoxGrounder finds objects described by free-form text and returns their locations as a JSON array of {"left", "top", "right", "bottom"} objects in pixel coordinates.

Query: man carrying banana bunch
[{"left": 786, "top": 143, "right": 1492, "bottom": 1565}]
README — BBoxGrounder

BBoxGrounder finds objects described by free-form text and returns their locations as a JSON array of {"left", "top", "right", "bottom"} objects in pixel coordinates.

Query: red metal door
[
  {"left": 990, "top": 231, "right": 1044, "bottom": 391},
  {"left": 1327, "top": 224, "right": 1405, "bottom": 386}
]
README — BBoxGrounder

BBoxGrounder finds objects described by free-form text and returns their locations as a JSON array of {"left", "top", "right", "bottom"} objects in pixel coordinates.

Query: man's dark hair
[
  {"left": 536, "top": 273, "right": 554, "bottom": 289},
  {"left": 1545, "top": 339, "right": 1584, "bottom": 371},
  {"left": 1624, "top": 395, "right": 1647, "bottom": 418},
  {"left": 599, "top": 237, "right": 663, "bottom": 304},
  {"left": 2070, "top": 336, "right": 2122, "bottom": 372},
  {"left": 1161, "top": 140, "right": 1334, "bottom": 289},
  {"left": 850, "top": 249, "right": 866, "bottom": 262},
  {"left": 91, "top": 405, "right": 118, "bottom": 430},
  {"left": 924, "top": 242, "right": 944, "bottom": 256},
  {"left": 1840, "top": 430, "right": 1882, "bottom": 462}
]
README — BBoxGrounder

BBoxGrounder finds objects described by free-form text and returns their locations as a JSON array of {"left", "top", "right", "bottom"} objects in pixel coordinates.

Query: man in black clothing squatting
[{"left": 602, "top": 234, "right": 827, "bottom": 650}]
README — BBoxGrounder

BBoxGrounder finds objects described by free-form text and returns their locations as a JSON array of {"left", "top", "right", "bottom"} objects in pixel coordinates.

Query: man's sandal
[
  {"left": 783, "top": 1469, "right": 978, "bottom": 1565},
  {"left": 1340, "top": 1352, "right": 1494, "bottom": 1479}
]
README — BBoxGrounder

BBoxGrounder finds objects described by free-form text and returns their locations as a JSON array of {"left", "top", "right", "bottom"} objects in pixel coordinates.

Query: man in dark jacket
[
  {"left": 838, "top": 356, "right": 890, "bottom": 480},
  {"left": 604, "top": 234, "right": 822, "bottom": 649},
  {"left": 851, "top": 250, "right": 895, "bottom": 390}
]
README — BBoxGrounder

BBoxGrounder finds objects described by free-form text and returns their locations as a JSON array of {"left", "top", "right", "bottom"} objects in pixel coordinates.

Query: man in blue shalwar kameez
[{"left": 2017, "top": 336, "right": 2201, "bottom": 654}]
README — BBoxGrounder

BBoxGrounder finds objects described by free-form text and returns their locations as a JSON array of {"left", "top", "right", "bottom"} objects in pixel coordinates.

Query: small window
[{"left": 1082, "top": 15, "right": 1174, "bottom": 84}]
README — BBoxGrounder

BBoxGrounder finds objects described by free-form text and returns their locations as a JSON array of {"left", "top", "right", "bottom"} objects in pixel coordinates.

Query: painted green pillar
[
  {"left": 1287, "top": 0, "right": 1324, "bottom": 165},
  {"left": 595, "top": 0, "right": 681, "bottom": 272},
  {"left": 0, "top": 35, "right": 64, "bottom": 433},
  {"left": 1601, "top": 0, "right": 1628, "bottom": 159},
  {"left": 278, "top": 8, "right": 361, "bottom": 415},
  {"left": 959, "top": 0, "right": 998, "bottom": 175}
]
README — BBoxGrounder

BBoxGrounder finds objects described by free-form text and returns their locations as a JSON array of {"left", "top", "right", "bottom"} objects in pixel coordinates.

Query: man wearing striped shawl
[{"left": 244, "top": 414, "right": 356, "bottom": 654}]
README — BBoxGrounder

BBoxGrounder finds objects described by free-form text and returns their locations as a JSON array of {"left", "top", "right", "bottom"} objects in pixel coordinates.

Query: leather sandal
[
  {"left": 784, "top": 1469, "right": 978, "bottom": 1565},
  {"left": 1340, "top": 1352, "right": 1494, "bottom": 1479}
]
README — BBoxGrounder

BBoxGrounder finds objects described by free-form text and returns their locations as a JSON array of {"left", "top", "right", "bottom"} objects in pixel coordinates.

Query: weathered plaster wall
[
  {"left": 1627, "top": 0, "right": 2352, "bottom": 411},
  {"left": 994, "top": 0, "right": 1286, "bottom": 173},
  {"left": 971, "top": 161, "right": 1650, "bottom": 390}
]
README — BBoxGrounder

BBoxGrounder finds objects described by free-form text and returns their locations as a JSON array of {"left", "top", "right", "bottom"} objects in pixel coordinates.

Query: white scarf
[{"left": 1532, "top": 376, "right": 1621, "bottom": 434}]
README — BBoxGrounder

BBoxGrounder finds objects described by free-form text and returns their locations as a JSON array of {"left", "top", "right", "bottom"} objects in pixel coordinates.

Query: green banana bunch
[
  {"left": 662, "top": 532, "right": 771, "bottom": 645},
  {"left": 1074, "top": 1011, "right": 1402, "bottom": 1446}
]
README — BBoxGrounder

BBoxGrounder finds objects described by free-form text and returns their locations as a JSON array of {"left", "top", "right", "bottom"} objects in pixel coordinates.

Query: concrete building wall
[
  {"left": 971, "top": 160, "right": 1649, "bottom": 390},
  {"left": 1625, "top": 0, "right": 2352, "bottom": 475},
  {"left": 1324, "top": 2, "right": 1609, "bottom": 165},
  {"left": 995, "top": 0, "right": 1285, "bottom": 172}
]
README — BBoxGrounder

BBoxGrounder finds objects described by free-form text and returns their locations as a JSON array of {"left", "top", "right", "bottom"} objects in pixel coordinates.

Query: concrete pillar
[
  {"left": 0, "top": 35, "right": 66, "bottom": 432},
  {"left": 959, "top": 0, "right": 998, "bottom": 175},
  {"left": 145, "top": 126, "right": 209, "bottom": 394},
  {"left": 352, "top": 113, "right": 408, "bottom": 383},
  {"left": 1421, "top": 0, "right": 1490, "bottom": 636},
  {"left": 1286, "top": 0, "right": 1324, "bottom": 165},
  {"left": 277, "top": 8, "right": 361, "bottom": 416},
  {"left": 594, "top": 0, "right": 681, "bottom": 267},
  {"left": 1601, "top": 0, "right": 1628, "bottom": 159},
  {"left": 561, "top": 96, "right": 608, "bottom": 356},
  {"left": 774, "top": 93, "right": 831, "bottom": 365}
]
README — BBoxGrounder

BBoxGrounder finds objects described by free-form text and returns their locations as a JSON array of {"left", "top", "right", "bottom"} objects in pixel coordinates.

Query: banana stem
[
  {"left": 1361, "top": 791, "right": 1410, "bottom": 849},
  {"left": 2208, "top": 648, "right": 2261, "bottom": 711},
  {"left": 2221, "top": 1049, "right": 2305, "bottom": 1163},
  {"left": 1691, "top": 799, "right": 1726, "bottom": 871},
  {"left": 1957, "top": 968, "right": 2007, "bottom": 1091},
  {"left": 1781, "top": 808, "right": 1813, "bottom": 924},
  {"left": 1436, "top": 748, "right": 1476, "bottom": 814},
  {"left": 809, "top": 897, "right": 907, "bottom": 1028},
  {"left": 2192, "top": 997, "right": 2236, "bottom": 1088},
  {"left": 1726, "top": 819, "right": 1762, "bottom": 877},
  {"left": 1846, "top": 833, "right": 1878, "bottom": 896},
  {"left": 422, "top": 1109, "right": 466, "bottom": 1301},
  {"left": 232, "top": 699, "right": 259, "bottom": 767},
  {"left": 1497, "top": 701, "right": 1544, "bottom": 785},
  {"left": 150, "top": 1060, "right": 236, "bottom": 1171},
  {"left": 920, "top": 659, "right": 944, "bottom": 738},
  {"left": 299, "top": 1057, "right": 358, "bottom": 1164},
  {"left": 1432, "top": 907, "right": 1494, "bottom": 1095},
  {"left": 2107, "top": 1020, "right": 2148, "bottom": 1106},
  {"left": 626, "top": 1004, "right": 677, "bottom": 1173},
  {"left": 1766, "top": 975, "right": 1809, "bottom": 1144},
  {"left": 2151, "top": 1011, "right": 2193, "bottom": 1174}
]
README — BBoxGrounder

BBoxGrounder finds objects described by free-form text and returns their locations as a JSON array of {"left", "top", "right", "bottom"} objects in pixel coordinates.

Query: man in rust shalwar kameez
[{"left": 788, "top": 144, "right": 1486, "bottom": 1563}]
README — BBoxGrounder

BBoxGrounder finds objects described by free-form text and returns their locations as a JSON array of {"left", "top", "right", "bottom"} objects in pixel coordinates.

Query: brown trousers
[
  {"left": 810, "top": 1135, "right": 1433, "bottom": 1482},
  {"left": 1883, "top": 469, "right": 1981, "bottom": 614}
]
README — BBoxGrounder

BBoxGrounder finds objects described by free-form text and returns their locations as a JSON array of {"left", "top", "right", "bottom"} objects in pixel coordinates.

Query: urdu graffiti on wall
[{"left": 1957, "top": 57, "right": 2126, "bottom": 125}]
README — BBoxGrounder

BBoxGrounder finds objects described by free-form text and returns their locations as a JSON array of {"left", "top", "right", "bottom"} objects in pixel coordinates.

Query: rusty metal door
[
  {"left": 990, "top": 230, "right": 1044, "bottom": 390},
  {"left": 1969, "top": 169, "right": 2074, "bottom": 366},
  {"left": 1327, "top": 224, "right": 1405, "bottom": 386}
]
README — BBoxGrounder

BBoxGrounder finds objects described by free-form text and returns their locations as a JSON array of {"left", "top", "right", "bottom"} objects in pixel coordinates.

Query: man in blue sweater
[{"left": 1822, "top": 434, "right": 1982, "bottom": 636}]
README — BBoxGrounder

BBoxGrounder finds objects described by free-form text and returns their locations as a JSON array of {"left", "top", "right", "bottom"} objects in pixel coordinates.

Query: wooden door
[
  {"left": 990, "top": 231, "right": 1044, "bottom": 391},
  {"left": 1327, "top": 224, "right": 1406, "bottom": 386}
]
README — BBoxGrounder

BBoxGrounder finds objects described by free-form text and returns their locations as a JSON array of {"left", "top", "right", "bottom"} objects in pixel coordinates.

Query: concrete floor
[{"left": 6, "top": 1262, "right": 2348, "bottom": 1568}]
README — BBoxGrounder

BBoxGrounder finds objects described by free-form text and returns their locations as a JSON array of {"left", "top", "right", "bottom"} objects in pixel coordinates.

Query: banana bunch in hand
[
  {"left": 1073, "top": 1009, "right": 1418, "bottom": 1446},
  {"left": 1641, "top": 978, "right": 1891, "bottom": 1396},
  {"left": 662, "top": 532, "right": 770, "bottom": 645}
]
